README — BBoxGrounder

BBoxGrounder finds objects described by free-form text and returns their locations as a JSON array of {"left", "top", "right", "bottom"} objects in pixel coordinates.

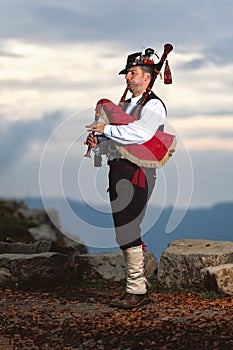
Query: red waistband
[{"left": 109, "top": 161, "right": 146, "bottom": 189}]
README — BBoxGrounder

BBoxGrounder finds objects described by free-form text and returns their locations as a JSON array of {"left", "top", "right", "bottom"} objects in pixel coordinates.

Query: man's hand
[
  {"left": 86, "top": 121, "right": 106, "bottom": 134},
  {"left": 84, "top": 133, "right": 98, "bottom": 148}
]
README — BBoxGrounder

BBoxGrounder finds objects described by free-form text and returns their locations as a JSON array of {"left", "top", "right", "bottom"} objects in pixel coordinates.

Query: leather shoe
[{"left": 110, "top": 293, "right": 150, "bottom": 309}]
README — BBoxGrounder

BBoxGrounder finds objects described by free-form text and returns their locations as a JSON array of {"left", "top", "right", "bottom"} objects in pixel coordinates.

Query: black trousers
[{"left": 108, "top": 159, "right": 156, "bottom": 250}]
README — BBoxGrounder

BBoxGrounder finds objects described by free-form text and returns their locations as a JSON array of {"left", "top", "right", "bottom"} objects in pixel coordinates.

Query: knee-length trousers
[{"left": 108, "top": 159, "right": 156, "bottom": 250}]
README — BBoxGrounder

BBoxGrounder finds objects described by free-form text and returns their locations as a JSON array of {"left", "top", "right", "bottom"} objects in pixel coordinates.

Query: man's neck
[
  {"left": 132, "top": 87, "right": 149, "bottom": 97},
  {"left": 132, "top": 93, "right": 141, "bottom": 97},
  {"left": 132, "top": 91, "right": 143, "bottom": 98}
]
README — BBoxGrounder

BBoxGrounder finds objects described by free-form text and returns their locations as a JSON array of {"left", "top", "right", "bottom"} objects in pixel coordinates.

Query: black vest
[{"left": 122, "top": 92, "right": 166, "bottom": 131}]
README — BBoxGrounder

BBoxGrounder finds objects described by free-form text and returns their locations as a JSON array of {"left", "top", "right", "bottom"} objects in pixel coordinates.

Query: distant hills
[{"left": 20, "top": 197, "right": 233, "bottom": 261}]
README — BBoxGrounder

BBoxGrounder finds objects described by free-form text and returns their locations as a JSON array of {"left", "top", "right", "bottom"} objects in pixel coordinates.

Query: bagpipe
[{"left": 85, "top": 43, "right": 176, "bottom": 168}]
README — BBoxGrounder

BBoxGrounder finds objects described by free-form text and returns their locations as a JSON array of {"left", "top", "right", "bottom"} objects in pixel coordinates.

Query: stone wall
[{"left": 1, "top": 199, "right": 233, "bottom": 294}]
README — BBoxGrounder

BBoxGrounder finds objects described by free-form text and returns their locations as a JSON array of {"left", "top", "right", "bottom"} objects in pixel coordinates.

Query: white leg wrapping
[{"left": 123, "top": 245, "right": 147, "bottom": 295}]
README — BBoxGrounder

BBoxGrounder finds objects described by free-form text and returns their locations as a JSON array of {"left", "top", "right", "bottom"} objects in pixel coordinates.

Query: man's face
[{"left": 125, "top": 66, "right": 151, "bottom": 97}]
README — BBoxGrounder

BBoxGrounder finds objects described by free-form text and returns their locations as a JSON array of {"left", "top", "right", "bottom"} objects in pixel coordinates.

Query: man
[{"left": 86, "top": 48, "right": 169, "bottom": 309}]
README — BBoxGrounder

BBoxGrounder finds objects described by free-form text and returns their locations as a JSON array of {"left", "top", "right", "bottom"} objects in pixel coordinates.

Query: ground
[{"left": 0, "top": 283, "right": 232, "bottom": 350}]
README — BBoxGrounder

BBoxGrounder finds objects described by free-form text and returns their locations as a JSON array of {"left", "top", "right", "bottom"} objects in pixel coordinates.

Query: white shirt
[{"left": 103, "top": 94, "right": 166, "bottom": 145}]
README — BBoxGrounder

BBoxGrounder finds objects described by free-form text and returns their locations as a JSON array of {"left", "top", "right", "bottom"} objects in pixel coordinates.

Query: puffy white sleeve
[{"left": 103, "top": 99, "right": 166, "bottom": 145}]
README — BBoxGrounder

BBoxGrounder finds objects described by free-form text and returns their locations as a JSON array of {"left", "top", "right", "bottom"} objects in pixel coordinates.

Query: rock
[
  {"left": 0, "top": 250, "right": 158, "bottom": 289},
  {"left": 200, "top": 264, "right": 233, "bottom": 295},
  {"left": 28, "top": 224, "right": 57, "bottom": 241},
  {"left": 0, "top": 267, "right": 14, "bottom": 286},
  {"left": 0, "top": 241, "right": 53, "bottom": 254},
  {"left": 17, "top": 207, "right": 51, "bottom": 224},
  {"left": 18, "top": 206, "right": 61, "bottom": 227},
  {"left": 75, "top": 251, "right": 158, "bottom": 282},
  {"left": 0, "top": 239, "right": 86, "bottom": 264},
  {"left": 0, "top": 198, "right": 88, "bottom": 255},
  {"left": 0, "top": 253, "right": 69, "bottom": 288},
  {"left": 158, "top": 239, "right": 233, "bottom": 289}
]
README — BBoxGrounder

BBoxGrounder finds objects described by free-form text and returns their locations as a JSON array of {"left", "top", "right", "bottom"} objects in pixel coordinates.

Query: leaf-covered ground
[{"left": 0, "top": 284, "right": 232, "bottom": 350}]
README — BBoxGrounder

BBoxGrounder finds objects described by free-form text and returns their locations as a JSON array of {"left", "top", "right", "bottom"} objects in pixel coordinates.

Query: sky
[{"left": 0, "top": 0, "right": 232, "bottom": 219}]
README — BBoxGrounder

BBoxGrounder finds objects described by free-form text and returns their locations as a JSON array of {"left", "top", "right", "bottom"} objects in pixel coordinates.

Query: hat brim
[
  {"left": 119, "top": 68, "right": 127, "bottom": 75},
  {"left": 118, "top": 63, "right": 159, "bottom": 75}
]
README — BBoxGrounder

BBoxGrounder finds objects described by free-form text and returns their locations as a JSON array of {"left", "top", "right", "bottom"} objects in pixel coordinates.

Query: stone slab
[
  {"left": 201, "top": 263, "right": 233, "bottom": 295},
  {"left": 0, "top": 252, "right": 69, "bottom": 288},
  {"left": 158, "top": 239, "right": 233, "bottom": 289}
]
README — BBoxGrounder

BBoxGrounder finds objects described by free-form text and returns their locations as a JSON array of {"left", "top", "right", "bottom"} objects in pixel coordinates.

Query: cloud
[
  {"left": 180, "top": 58, "right": 206, "bottom": 70},
  {"left": 0, "top": 39, "right": 232, "bottom": 124},
  {"left": 0, "top": 49, "right": 22, "bottom": 58},
  {"left": 0, "top": 77, "right": 100, "bottom": 90},
  {"left": 0, "top": 111, "right": 64, "bottom": 175},
  {"left": 167, "top": 114, "right": 233, "bottom": 150},
  {"left": 0, "top": 0, "right": 231, "bottom": 53},
  {"left": 206, "top": 36, "right": 233, "bottom": 65}
]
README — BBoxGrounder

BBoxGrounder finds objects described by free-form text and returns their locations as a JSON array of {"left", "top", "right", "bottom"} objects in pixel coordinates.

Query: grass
[{"left": 200, "top": 290, "right": 223, "bottom": 300}]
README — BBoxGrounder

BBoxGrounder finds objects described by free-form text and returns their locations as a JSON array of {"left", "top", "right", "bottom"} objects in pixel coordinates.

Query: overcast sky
[{"left": 0, "top": 0, "right": 232, "bottom": 218}]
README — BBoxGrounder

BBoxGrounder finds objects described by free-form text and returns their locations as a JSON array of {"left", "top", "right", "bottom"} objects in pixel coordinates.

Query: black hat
[{"left": 119, "top": 48, "right": 159, "bottom": 75}]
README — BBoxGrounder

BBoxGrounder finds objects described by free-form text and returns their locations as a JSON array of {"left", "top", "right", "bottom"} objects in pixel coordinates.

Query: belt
[{"left": 108, "top": 159, "right": 147, "bottom": 189}]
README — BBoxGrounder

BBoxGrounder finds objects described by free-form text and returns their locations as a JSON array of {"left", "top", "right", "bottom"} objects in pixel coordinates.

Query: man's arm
[{"left": 87, "top": 99, "right": 166, "bottom": 145}]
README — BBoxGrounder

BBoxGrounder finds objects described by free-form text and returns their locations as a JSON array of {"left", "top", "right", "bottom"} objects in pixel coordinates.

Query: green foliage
[
  {"left": 200, "top": 290, "right": 223, "bottom": 301},
  {"left": 0, "top": 200, "right": 38, "bottom": 242}
]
